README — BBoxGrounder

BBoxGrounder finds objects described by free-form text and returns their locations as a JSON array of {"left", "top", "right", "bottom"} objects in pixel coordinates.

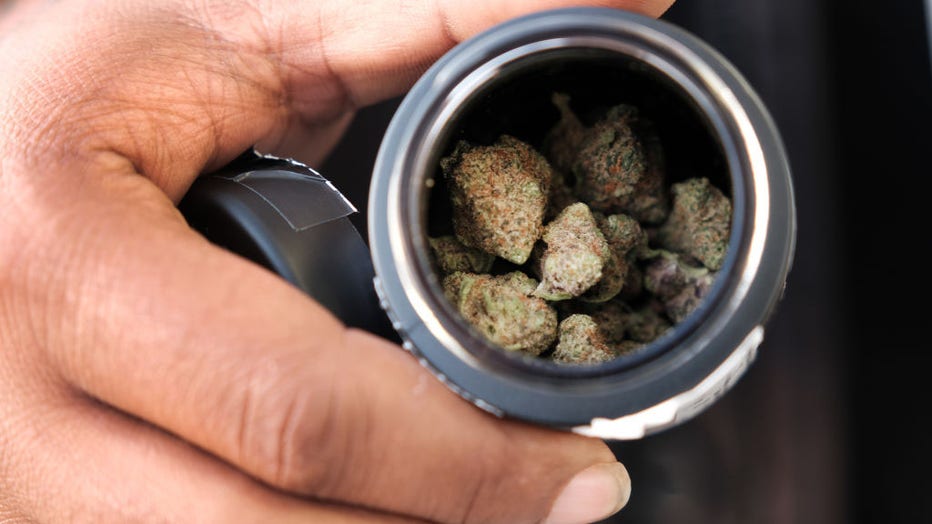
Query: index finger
[
  {"left": 0, "top": 0, "right": 674, "bottom": 199},
  {"left": 284, "top": 0, "right": 676, "bottom": 108},
  {"left": 19, "top": 169, "right": 626, "bottom": 524}
]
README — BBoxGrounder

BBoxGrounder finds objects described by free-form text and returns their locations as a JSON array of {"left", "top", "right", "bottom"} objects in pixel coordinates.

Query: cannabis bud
[
  {"left": 443, "top": 271, "right": 558, "bottom": 356},
  {"left": 620, "top": 301, "right": 672, "bottom": 343},
  {"left": 552, "top": 314, "right": 642, "bottom": 365},
  {"left": 581, "top": 213, "right": 646, "bottom": 303},
  {"left": 644, "top": 250, "right": 715, "bottom": 323},
  {"left": 431, "top": 93, "right": 733, "bottom": 366},
  {"left": 533, "top": 203, "right": 611, "bottom": 301},
  {"left": 571, "top": 104, "right": 669, "bottom": 224},
  {"left": 428, "top": 235, "right": 495, "bottom": 274},
  {"left": 552, "top": 314, "right": 618, "bottom": 364},
  {"left": 657, "top": 177, "right": 732, "bottom": 270},
  {"left": 584, "top": 299, "right": 671, "bottom": 345},
  {"left": 441, "top": 135, "right": 552, "bottom": 264},
  {"left": 543, "top": 92, "right": 587, "bottom": 174}
]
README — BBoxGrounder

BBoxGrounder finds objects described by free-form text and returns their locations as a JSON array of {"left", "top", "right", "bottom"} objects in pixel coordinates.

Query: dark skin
[{"left": 0, "top": 0, "right": 673, "bottom": 521}]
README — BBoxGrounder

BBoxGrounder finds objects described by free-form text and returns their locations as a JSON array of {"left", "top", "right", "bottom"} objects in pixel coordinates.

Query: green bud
[
  {"left": 656, "top": 177, "right": 732, "bottom": 271},
  {"left": 443, "top": 271, "right": 557, "bottom": 356},
  {"left": 441, "top": 135, "right": 552, "bottom": 264},
  {"left": 581, "top": 213, "right": 646, "bottom": 302},
  {"left": 579, "top": 250, "right": 627, "bottom": 303},
  {"left": 621, "top": 301, "right": 672, "bottom": 344},
  {"left": 533, "top": 203, "right": 611, "bottom": 301},
  {"left": 542, "top": 92, "right": 586, "bottom": 174},
  {"left": 580, "top": 299, "right": 671, "bottom": 346},
  {"left": 598, "top": 213, "right": 645, "bottom": 254},
  {"left": 428, "top": 235, "right": 495, "bottom": 274},
  {"left": 572, "top": 105, "right": 669, "bottom": 223},
  {"left": 644, "top": 250, "right": 715, "bottom": 323},
  {"left": 581, "top": 300, "right": 629, "bottom": 345},
  {"left": 552, "top": 314, "right": 618, "bottom": 364}
]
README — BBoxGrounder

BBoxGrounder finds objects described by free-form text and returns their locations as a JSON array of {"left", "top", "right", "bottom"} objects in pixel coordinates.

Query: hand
[{"left": 0, "top": 0, "right": 673, "bottom": 522}]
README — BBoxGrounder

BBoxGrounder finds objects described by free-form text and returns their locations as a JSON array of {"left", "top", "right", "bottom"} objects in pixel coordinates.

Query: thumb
[{"left": 26, "top": 171, "right": 631, "bottom": 524}]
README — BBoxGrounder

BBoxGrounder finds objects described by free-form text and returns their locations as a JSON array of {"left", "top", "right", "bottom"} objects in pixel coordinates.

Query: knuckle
[
  {"left": 458, "top": 438, "right": 517, "bottom": 523},
  {"left": 459, "top": 428, "right": 575, "bottom": 524},
  {"left": 233, "top": 353, "right": 347, "bottom": 494}
]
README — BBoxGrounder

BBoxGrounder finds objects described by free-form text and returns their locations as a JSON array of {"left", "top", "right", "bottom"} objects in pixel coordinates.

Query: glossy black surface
[{"left": 180, "top": 154, "right": 395, "bottom": 341}]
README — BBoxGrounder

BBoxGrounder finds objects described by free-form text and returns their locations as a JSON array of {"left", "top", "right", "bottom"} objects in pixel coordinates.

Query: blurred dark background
[{"left": 320, "top": 1, "right": 932, "bottom": 522}]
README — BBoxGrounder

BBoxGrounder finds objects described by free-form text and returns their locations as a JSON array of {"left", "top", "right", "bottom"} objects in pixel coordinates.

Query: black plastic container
[
  {"left": 367, "top": 8, "right": 795, "bottom": 439},
  {"left": 182, "top": 8, "right": 796, "bottom": 440}
]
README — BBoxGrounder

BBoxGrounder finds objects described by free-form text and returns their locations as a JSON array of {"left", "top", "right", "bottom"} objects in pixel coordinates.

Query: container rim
[{"left": 368, "top": 7, "right": 796, "bottom": 432}]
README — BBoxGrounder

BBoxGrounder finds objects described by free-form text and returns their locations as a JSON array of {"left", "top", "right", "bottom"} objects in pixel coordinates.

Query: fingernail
[{"left": 543, "top": 462, "right": 631, "bottom": 524}]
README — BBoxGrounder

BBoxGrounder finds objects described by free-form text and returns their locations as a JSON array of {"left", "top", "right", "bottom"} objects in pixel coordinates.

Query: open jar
[{"left": 367, "top": 7, "right": 796, "bottom": 439}]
